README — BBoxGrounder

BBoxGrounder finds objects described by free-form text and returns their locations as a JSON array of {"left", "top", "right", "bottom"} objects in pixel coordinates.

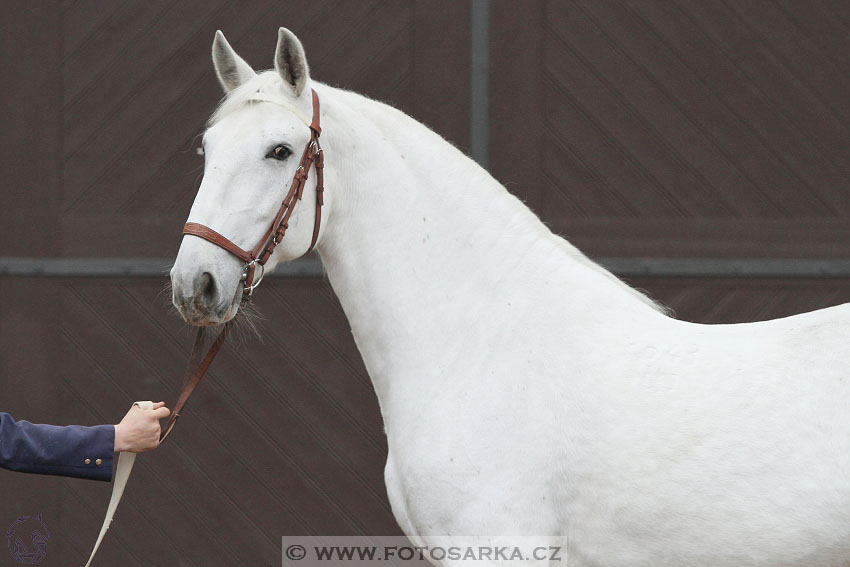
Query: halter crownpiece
[{"left": 182, "top": 88, "right": 324, "bottom": 297}]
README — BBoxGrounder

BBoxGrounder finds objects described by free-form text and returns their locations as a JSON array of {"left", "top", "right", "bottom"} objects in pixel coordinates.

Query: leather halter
[
  {"left": 160, "top": 89, "right": 324, "bottom": 443},
  {"left": 183, "top": 88, "right": 324, "bottom": 297}
]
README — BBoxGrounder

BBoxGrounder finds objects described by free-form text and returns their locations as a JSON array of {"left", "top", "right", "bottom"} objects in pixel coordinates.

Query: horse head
[{"left": 171, "top": 28, "right": 325, "bottom": 325}]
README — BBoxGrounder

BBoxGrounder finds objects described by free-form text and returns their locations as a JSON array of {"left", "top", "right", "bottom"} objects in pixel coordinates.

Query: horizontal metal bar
[
  {"left": 3, "top": 257, "right": 850, "bottom": 278},
  {"left": 597, "top": 258, "right": 850, "bottom": 277},
  {"left": 0, "top": 257, "right": 324, "bottom": 278}
]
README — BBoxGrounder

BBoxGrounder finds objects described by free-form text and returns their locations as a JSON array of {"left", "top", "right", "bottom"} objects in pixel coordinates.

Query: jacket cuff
[{"left": 80, "top": 424, "right": 115, "bottom": 482}]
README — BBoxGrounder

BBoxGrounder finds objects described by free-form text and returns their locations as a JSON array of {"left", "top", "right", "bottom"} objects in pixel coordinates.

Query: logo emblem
[{"left": 6, "top": 515, "right": 50, "bottom": 565}]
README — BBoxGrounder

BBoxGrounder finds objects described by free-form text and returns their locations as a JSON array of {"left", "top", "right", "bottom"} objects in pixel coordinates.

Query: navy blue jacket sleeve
[{"left": 0, "top": 413, "right": 115, "bottom": 481}]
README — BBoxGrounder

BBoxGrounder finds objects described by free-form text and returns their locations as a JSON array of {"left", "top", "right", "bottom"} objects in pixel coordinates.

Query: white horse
[{"left": 171, "top": 28, "right": 850, "bottom": 566}]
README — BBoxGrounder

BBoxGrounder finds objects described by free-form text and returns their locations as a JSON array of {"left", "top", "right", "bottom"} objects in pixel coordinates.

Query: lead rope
[
  {"left": 84, "top": 323, "right": 233, "bottom": 566},
  {"left": 83, "top": 401, "right": 152, "bottom": 567},
  {"left": 85, "top": 89, "right": 323, "bottom": 566},
  {"left": 161, "top": 322, "right": 233, "bottom": 442}
]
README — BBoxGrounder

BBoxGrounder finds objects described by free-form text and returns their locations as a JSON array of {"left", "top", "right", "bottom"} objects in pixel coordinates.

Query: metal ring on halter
[{"left": 246, "top": 261, "right": 265, "bottom": 294}]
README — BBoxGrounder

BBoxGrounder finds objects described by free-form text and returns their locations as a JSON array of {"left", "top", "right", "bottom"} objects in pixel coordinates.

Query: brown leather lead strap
[
  {"left": 181, "top": 327, "right": 207, "bottom": 389},
  {"left": 160, "top": 320, "right": 234, "bottom": 443}
]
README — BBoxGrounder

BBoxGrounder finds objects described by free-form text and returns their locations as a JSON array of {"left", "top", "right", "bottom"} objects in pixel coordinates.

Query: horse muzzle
[{"left": 171, "top": 268, "right": 241, "bottom": 325}]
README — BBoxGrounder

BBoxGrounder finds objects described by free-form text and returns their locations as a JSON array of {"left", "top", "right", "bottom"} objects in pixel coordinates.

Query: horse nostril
[{"left": 198, "top": 272, "right": 217, "bottom": 303}]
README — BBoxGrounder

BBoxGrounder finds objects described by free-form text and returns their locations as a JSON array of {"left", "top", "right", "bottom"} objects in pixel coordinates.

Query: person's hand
[{"left": 113, "top": 402, "right": 171, "bottom": 453}]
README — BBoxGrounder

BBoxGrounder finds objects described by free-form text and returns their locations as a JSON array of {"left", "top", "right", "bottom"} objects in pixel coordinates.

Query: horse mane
[
  {"left": 551, "top": 239, "right": 673, "bottom": 316},
  {"left": 206, "top": 72, "right": 670, "bottom": 317}
]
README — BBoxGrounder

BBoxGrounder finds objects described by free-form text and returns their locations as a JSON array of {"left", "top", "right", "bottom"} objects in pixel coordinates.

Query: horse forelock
[{"left": 207, "top": 71, "right": 311, "bottom": 127}]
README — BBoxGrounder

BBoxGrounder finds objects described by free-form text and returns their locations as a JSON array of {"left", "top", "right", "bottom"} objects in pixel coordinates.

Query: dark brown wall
[
  {"left": 491, "top": 0, "right": 850, "bottom": 259},
  {"left": 1, "top": 2, "right": 470, "bottom": 564},
  {"left": 2, "top": 1, "right": 470, "bottom": 259},
  {"left": 2, "top": 2, "right": 850, "bottom": 565}
]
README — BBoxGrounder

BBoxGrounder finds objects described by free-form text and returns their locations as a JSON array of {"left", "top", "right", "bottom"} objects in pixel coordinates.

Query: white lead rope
[{"left": 83, "top": 400, "right": 154, "bottom": 567}]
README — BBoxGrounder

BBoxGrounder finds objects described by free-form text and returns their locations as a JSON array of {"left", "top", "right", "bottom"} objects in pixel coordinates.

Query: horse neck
[{"left": 314, "top": 88, "right": 656, "bottom": 400}]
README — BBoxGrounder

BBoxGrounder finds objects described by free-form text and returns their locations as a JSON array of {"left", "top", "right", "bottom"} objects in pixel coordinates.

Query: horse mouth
[{"left": 174, "top": 280, "right": 243, "bottom": 326}]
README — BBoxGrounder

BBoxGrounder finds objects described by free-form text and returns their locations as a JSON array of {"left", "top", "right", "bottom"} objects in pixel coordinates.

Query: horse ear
[
  {"left": 274, "top": 27, "right": 309, "bottom": 97},
  {"left": 212, "top": 30, "right": 256, "bottom": 92}
]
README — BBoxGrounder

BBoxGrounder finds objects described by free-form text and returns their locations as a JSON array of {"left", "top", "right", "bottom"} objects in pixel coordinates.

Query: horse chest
[{"left": 380, "top": 388, "right": 565, "bottom": 542}]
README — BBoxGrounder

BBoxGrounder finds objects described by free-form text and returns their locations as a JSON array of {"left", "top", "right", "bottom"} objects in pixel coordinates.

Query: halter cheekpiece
[{"left": 182, "top": 88, "right": 324, "bottom": 298}]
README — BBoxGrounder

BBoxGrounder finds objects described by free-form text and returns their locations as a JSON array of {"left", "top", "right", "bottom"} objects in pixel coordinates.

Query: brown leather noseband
[
  {"left": 182, "top": 88, "right": 324, "bottom": 297},
  {"left": 161, "top": 89, "right": 324, "bottom": 443}
]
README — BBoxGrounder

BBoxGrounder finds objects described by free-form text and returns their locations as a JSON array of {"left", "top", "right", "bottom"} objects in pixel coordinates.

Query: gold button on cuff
[
  {"left": 95, "top": 459, "right": 103, "bottom": 466},
  {"left": 84, "top": 458, "right": 91, "bottom": 465}
]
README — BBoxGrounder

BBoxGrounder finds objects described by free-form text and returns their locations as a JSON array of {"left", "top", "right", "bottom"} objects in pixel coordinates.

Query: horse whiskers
[
  {"left": 229, "top": 299, "right": 265, "bottom": 344},
  {"left": 159, "top": 278, "right": 173, "bottom": 302},
  {"left": 161, "top": 275, "right": 266, "bottom": 344}
]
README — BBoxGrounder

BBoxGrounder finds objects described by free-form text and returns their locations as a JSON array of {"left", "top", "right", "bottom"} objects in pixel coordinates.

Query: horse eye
[{"left": 266, "top": 145, "right": 292, "bottom": 161}]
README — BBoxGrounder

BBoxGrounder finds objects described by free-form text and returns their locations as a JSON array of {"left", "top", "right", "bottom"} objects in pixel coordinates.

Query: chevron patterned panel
[
  {"left": 54, "top": 277, "right": 398, "bottom": 564},
  {"left": 491, "top": 0, "right": 850, "bottom": 258},
  {"left": 4, "top": 274, "right": 850, "bottom": 564},
  {"left": 6, "top": 2, "right": 850, "bottom": 564},
  {"left": 56, "top": 0, "right": 469, "bottom": 257},
  {"left": 627, "top": 276, "right": 850, "bottom": 324}
]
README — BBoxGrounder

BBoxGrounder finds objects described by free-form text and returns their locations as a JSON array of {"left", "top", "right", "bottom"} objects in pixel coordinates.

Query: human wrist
[{"left": 113, "top": 423, "right": 127, "bottom": 453}]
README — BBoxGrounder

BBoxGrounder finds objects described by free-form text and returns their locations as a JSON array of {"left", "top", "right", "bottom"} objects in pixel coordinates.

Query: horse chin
[
  {"left": 181, "top": 309, "right": 231, "bottom": 327},
  {"left": 177, "top": 285, "right": 243, "bottom": 326}
]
